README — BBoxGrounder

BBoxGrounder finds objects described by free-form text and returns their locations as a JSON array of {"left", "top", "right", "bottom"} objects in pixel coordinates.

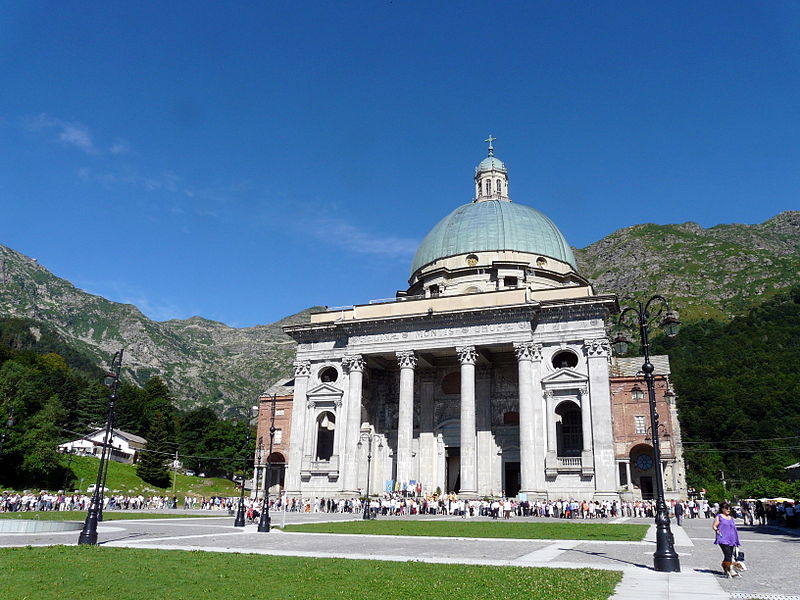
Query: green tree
[{"left": 136, "top": 410, "right": 172, "bottom": 488}]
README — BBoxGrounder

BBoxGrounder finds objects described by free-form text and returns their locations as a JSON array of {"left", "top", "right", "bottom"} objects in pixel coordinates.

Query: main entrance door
[
  {"left": 504, "top": 461, "right": 521, "bottom": 497},
  {"left": 640, "top": 476, "right": 654, "bottom": 500},
  {"left": 446, "top": 447, "right": 460, "bottom": 493}
]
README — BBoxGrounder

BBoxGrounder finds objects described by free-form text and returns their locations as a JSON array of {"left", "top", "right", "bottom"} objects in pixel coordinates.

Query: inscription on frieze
[{"left": 349, "top": 321, "right": 529, "bottom": 345}]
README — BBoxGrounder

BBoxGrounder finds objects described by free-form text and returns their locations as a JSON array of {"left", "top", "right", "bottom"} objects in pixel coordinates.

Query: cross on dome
[{"left": 484, "top": 134, "right": 496, "bottom": 156}]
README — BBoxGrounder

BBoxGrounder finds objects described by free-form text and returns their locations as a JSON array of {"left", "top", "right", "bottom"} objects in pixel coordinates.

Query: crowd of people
[{"left": 1, "top": 489, "right": 796, "bottom": 529}]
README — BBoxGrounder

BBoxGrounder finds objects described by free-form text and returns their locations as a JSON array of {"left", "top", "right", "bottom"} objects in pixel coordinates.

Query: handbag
[{"left": 736, "top": 548, "right": 745, "bottom": 561}]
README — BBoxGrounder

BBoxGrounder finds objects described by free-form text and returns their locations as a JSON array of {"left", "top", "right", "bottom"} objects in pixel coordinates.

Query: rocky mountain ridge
[
  {"left": 574, "top": 211, "right": 800, "bottom": 320},
  {"left": 1, "top": 210, "right": 797, "bottom": 409},
  {"left": 0, "top": 243, "right": 319, "bottom": 410}
]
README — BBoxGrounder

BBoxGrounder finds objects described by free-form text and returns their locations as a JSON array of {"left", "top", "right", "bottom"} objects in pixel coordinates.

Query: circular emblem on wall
[{"left": 635, "top": 454, "right": 654, "bottom": 471}]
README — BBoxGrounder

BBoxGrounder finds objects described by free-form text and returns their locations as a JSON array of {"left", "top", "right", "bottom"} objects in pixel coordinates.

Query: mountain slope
[
  {"left": 0, "top": 243, "right": 319, "bottom": 409},
  {"left": 1, "top": 211, "right": 798, "bottom": 409},
  {"left": 574, "top": 211, "right": 800, "bottom": 319}
]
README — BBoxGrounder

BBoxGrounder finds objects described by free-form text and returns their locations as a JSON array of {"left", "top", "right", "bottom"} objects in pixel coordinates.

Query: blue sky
[{"left": 2, "top": 2, "right": 799, "bottom": 327}]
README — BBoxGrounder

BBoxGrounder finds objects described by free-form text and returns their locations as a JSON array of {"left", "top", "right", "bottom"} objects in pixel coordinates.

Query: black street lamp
[
  {"left": 258, "top": 394, "right": 277, "bottom": 532},
  {"left": 357, "top": 430, "right": 381, "bottom": 520},
  {"left": 78, "top": 349, "right": 123, "bottom": 546},
  {"left": 233, "top": 405, "right": 255, "bottom": 528},
  {"left": 612, "top": 295, "right": 681, "bottom": 573}
]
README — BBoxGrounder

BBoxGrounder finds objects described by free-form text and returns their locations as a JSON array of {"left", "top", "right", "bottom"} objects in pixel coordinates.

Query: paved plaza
[{"left": 1, "top": 511, "right": 797, "bottom": 600}]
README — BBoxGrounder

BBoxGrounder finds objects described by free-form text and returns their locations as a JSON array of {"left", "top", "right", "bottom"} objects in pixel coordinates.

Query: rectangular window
[
  {"left": 634, "top": 416, "right": 646, "bottom": 434},
  {"left": 274, "top": 429, "right": 283, "bottom": 444},
  {"left": 275, "top": 409, "right": 285, "bottom": 416}
]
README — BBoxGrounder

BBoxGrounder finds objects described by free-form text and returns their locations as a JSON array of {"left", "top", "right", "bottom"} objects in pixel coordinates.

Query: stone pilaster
[
  {"left": 285, "top": 360, "right": 311, "bottom": 496},
  {"left": 514, "top": 341, "right": 545, "bottom": 498},
  {"left": 544, "top": 390, "right": 557, "bottom": 477},
  {"left": 583, "top": 338, "right": 617, "bottom": 500},
  {"left": 457, "top": 345, "right": 478, "bottom": 498},
  {"left": 475, "top": 365, "right": 493, "bottom": 496},
  {"left": 579, "top": 386, "right": 595, "bottom": 477},
  {"left": 341, "top": 354, "right": 366, "bottom": 495},
  {"left": 396, "top": 350, "right": 417, "bottom": 486},
  {"left": 417, "top": 370, "right": 436, "bottom": 495}
]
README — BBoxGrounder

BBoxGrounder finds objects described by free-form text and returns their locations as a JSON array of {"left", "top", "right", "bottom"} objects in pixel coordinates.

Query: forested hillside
[
  {"left": 654, "top": 286, "right": 800, "bottom": 499},
  {"left": 0, "top": 317, "right": 253, "bottom": 490}
]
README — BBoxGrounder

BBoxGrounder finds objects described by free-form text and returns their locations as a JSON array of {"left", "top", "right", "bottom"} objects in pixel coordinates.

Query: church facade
[{"left": 277, "top": 143, "right": 686, "bottom": 501}]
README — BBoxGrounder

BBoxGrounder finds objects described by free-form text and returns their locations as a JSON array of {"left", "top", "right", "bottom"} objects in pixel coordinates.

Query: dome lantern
[{"left": 475, "top": 135, "right": 509, "bottom": 202}]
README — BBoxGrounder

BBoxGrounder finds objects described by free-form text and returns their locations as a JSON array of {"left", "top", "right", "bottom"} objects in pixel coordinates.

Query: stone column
[
  {"left": 584, "top": 338, "right": 617, "bottom": 500},
  {"left": 342, "top": 354, "right": 365, "bottom": 495},
  {"left": 457, "top": 345, "right": 478, "bottom": 498},
  {"left": 579, "top": 386, "right": 595, "bottom": 477},
  {"left": 544, "top": 390, "right": 557, "bottom": 477},
  {"left": 396, "top": 350, "right": 417, "bottom": 486},
  {"left": 625, "top": 461, "right": 632, "bottom": 490},
  {"left": 285, "top": 360, "right": 311, "bottom": 496},
  {"left": 514, "top": 342, "right": 544, "bottom": 497}
]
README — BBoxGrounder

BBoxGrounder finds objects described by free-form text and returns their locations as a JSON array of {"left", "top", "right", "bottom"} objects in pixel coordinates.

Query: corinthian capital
[
  {"left": 293, "top": 360, "right": 312, "bottom": 377},
  {"left": 584, "top": 338, "right": 611, "bottom": 358},
  {"left": 513, "top": 341, "right": 542, "bottom": 362},
  {"left": 456, "top": 345, "right": 477, "bottom": 365},
  {"left": 342, "top": 354, "right": 366, "bottom": 373},
  {"left": 396, "top": 350, "right": 417, "bottom": 370}
]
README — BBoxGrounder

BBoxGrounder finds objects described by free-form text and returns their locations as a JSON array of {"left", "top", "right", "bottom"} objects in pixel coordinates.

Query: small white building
[{"left": 59, "top": 428, "right": 147, "bottom": 464}]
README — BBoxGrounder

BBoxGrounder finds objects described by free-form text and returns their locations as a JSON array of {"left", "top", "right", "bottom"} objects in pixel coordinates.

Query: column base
[
  {"left": 592, "top": 490, "right": 620, "bottom": 502},
  {"left": 519, "top": 489, "right": 548, "bottom": 501},
  {"left": 458, "top": 490, "right": 479, "bottom": 500}
]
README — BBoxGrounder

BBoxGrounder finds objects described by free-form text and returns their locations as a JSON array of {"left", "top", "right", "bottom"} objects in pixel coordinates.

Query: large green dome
[{"left": 410, "top": 200, "right": 577, "bottom": 275}]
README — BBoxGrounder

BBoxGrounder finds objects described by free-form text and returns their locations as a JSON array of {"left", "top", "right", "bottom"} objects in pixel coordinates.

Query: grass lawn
[
  {"left": 1, "top": 546, "right": 622, "bottom": 600},
  {"left": 283, "top": 520, "right": 648, "bottom": 541},
  {"left": 62, "top": 455, "right": 237, "bottom": 498},
  {"left": 0, "top": 511, "right": 221, "bottom": 521}
]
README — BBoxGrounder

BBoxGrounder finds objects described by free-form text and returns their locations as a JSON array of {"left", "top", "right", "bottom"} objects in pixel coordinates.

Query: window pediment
[
  {"left": 306, "top": 382, "right": 344, "bottom": 398},
  {"left": 540, "top": 368, "right": 587, "bottom": 387}
]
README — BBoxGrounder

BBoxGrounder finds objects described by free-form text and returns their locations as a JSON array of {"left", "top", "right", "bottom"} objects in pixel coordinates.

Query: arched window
[
  {"left": 555, "top": 402, "right": 583, "bottom": 457},
  {"left": 315, "top": 412, "right": 336, "bottom": 461},
  {"left": 496, "top": 179, "right": 502, "bottom": 194},
  {"left": 484, "top": 179, "right": 490, "bottom": 196}
]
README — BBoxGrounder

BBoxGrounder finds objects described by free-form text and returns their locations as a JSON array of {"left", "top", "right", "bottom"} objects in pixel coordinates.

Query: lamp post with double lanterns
[
  {"left": 357, "top": 429, "right": 382, "bottom": 520},
  {"left": 258, "top": 394, "right": 278, "bottom": 532},
  {"left": 78, "top": 349, "right": 123, "bottom": 546},
  {"left": 612, "top": 295, "right": 681, "bottom": 573},
  {"left": 233, "top": 405, "right": 256, "bottom": 528}
]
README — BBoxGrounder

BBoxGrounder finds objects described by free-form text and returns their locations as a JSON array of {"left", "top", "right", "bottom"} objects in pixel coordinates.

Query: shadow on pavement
[{"left": 563, "top": 547, "right": 652, "bottom": 570}]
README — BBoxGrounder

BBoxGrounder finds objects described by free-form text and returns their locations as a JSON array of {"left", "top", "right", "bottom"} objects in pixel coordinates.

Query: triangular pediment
[
  {"left": 540, "top": 368, "right": 588, "bottom": 385},
  {"left": 306, "top": 382, "right": 344, "bottom": 397}
]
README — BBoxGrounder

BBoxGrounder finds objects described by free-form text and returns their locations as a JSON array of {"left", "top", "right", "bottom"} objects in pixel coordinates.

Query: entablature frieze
[{"left": 346, "top": 320, "right": 535, "bottom": 354}]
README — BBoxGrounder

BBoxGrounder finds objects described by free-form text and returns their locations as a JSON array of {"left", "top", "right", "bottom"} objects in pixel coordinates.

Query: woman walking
[{"left": 713, "top": 503, "right": 742, "bottom": 578}]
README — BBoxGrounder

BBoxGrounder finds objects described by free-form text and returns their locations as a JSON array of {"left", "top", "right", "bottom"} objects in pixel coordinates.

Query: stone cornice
[{"left": 284, "top": 294, "right": 617, "bottom": 344}]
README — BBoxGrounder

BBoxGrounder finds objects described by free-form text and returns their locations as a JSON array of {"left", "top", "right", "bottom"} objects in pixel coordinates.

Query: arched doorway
[
  {"left": 629, "top": 443, "right": 655, "bottom": 499},
  {"left": 266, "top": 452, "right": 286, "bottom": 493}
]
